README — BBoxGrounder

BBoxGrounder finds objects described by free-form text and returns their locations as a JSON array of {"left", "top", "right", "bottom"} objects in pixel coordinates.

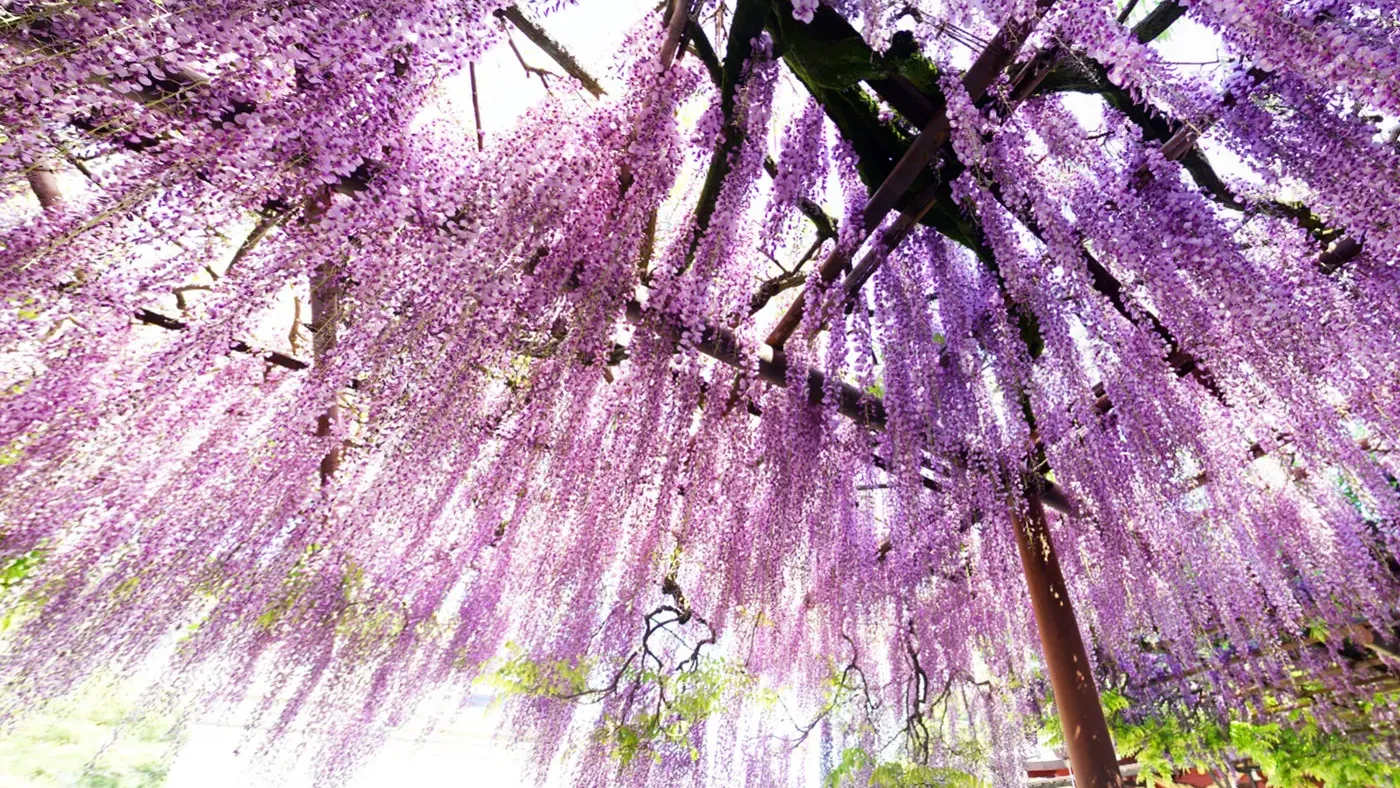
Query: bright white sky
[{"left": 165, "top": 695, "right": 539, "bottom": 788}]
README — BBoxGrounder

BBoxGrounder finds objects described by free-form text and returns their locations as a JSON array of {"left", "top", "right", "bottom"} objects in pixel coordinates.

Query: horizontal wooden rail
[{"left": 764, "top": 0, "right": 1058, "bottom": 350}]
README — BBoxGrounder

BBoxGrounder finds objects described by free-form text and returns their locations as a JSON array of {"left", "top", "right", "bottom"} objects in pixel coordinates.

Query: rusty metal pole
[{"left": 1011, "top": 489, "right": 1123, "bottom": 787}]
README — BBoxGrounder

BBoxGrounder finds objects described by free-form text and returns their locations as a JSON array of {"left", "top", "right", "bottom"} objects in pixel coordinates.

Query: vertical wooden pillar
[{"left": 1011, "top": 490, "right": 1123, "bottom": 787}]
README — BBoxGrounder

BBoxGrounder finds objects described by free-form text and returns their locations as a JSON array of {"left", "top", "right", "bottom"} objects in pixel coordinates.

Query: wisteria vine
[{"left": 2, "top": 0, "right": 1399, "bottom": 784}]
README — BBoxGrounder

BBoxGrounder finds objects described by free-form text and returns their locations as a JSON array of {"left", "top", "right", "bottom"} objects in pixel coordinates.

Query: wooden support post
[{"left": 1011, "top": 489, "right": 1123, "bottom": 787}]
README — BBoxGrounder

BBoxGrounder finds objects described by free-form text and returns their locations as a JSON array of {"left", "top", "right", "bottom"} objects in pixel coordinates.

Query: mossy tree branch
[
  {"left": 766, "top": 0, "right": 984, "bottom": 251},
  {"left": 1033, "top": 4, "right": 1345, "bottom": 249}
]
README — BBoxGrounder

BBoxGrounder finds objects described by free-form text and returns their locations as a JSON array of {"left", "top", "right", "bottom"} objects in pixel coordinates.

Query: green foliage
[
  {"left": 0, "top": 547, "right": 46, "bottom": 631},
  {"left": 246, "top": 546, "right": 411, "bottom": 653},
  {"left": 489, "top": 647, "right": 756, "bottom": 769},
  {"left": 1, "top": 548, "right": 43, "bottom": 590},
  {"left": 826, "top": 748, "right": 984, "bottom": 788},
  {"left": 1115, "top": 0, "right": 1147, "bottom": 26},
  {"left": 331, "top": 557, "right": 410, "bottom": 649},
  {"left": 1226, "top": 719, "right": 1400, "bottom": 788},
  {"left": 0, "top": 679, "right": 183, "bottom": 788},
  {"left": 1042, "top": 687, "right": 1400, "bottom": 787},
  {"left": 253, "top": 542, "right": 323, "bottom": 631},
  {"left": 489, "top": 642, "right": 595, "bottom": 699},
  {"left": 503, "top": 354, "right": 536, "bottom": 391},
  {"left": 0, "top": 437, "right": 24, "bottom": 465},
  {"left": 12, "top": 294, "right": 42, "bottom": 321},
  {"left": 593, "top": 659, "right": 752, "bottom": 767}
]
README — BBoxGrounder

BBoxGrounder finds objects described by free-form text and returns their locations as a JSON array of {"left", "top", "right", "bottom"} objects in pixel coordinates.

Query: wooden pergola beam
[
  {"left": 1013, "top": 489, "right": 1125, "bottom": 788},
  {"left": 130, "top": 292, "right": 1077, "bottom": 513},
  {"left": 764, "top": 0, "right": 1058, "bottom": 350},
  {"left": 136, "top": 308, "right": 308, "bottom": 371},
  {"left": 620, "top": 298, "right": 1080, "bottom": 507}
]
